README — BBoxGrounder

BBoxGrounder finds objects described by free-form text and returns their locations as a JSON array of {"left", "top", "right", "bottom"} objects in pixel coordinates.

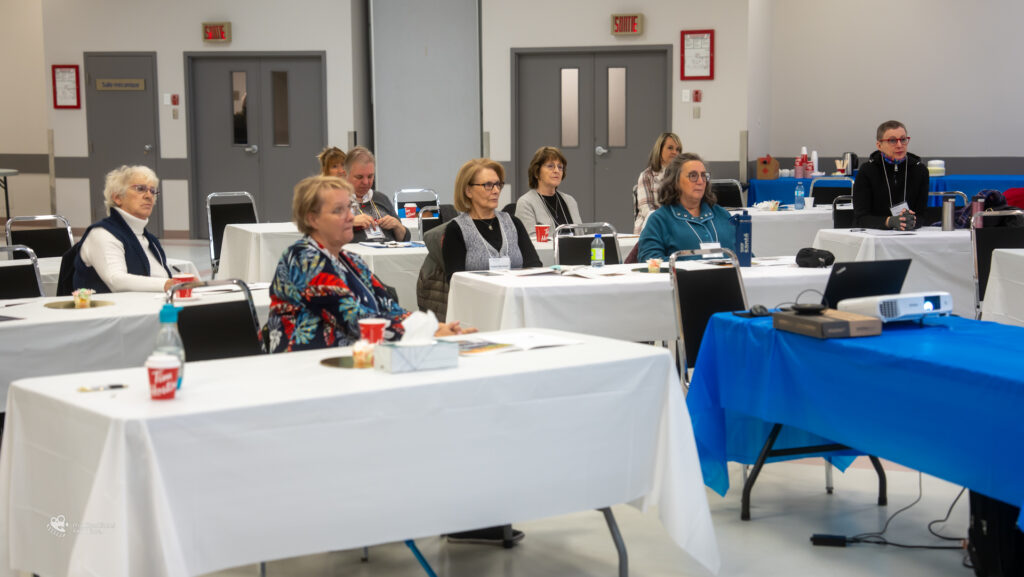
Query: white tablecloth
[
  {"left": 730, "top": 207, "right": 833, "bottom": 256},
  {"left": 981, "top": 248, "right": 1024, "bottom": 326},
  {"left": 0, "top": 330, "right": 719, "bottom": 577},
  {"left": 0, "top": 257, "right": 200, "bottom": 297},
  {"left": 812, "top": 228, "right": 973, "bottom": 317},
  {"left": 446, "top": 259, "right": 831, "bottom": 341},
  {"left": 0, "top": 290, "right": 270, "bottom": 408}
]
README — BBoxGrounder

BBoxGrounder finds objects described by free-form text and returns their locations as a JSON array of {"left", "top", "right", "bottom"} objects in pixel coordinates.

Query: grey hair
[
  {"left": 657, "top": 152, "right": 716, "bottom": 207},
  {"left": 344, "top": 146, "right": 376, "bottom": 171},
  {"left": 103, "top": 165, "right": 158, "bottom": 212}
]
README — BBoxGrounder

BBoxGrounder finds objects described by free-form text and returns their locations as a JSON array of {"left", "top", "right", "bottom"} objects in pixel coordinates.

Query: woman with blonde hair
[
  {"left": 316, "top": 146, "right": 347, "bottom": 177},
  {"left": 634, "top": 132, "right": 682, "bottom": 233}
]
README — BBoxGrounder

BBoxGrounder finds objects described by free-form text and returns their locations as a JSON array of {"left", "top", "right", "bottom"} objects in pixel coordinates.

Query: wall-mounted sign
[
  {"left": 52, "top": 64, "right": 81, "bottom": 109},
  {"left": 96, "top": 78, "right": 146, "bottom": 91},
  {"left": 681, "top": 29, "right": 715, "bottom": 80},
  {"left": 611, "top": 14, "right": 643, "bottom": 36},
  {"left": 203, "top": 22, "right": 232, "bottom": 43}
]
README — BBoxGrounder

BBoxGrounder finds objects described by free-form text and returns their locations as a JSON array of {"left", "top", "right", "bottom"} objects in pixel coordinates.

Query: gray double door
[
  {"left": 514, "top": 48, "right": 671, "bottom": 234},
  {"left": 189, "top": 55, "right": 326, "bottom": 238}
]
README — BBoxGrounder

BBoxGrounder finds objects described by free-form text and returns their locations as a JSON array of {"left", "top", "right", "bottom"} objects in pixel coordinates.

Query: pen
[
  {"left": 78, "top": 384, "right": 127, "bottom": 393},
  {"left": 171, "top": 265, "right": 182, "bottom": 273}
]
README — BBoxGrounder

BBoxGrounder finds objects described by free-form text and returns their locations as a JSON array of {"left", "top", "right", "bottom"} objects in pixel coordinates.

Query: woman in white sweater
[
  {"left": 73, "top": 165, "right": 176, "bottom": 292},
  {"left": 514, "top": 146, "right": 582, "bottom": 239}
]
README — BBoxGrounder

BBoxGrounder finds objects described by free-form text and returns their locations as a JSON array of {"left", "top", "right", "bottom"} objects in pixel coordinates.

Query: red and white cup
[
  {"left": 358, "top": 318, "right": 388, "bottom": 345},
  {"left": 172, "top": 273, "right": 197, "bottom": 299},
  {"left": 535, "top": 224, "right": 551, "bottom": 243},
  {"left": 404, "top": 203, "right": 417, "bottom": 218},
  {"left": 146, "top": 353, "right": 180, "bottom": 400}
]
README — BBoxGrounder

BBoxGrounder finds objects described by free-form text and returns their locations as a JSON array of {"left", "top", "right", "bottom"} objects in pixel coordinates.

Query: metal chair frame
[
  {"left": 168, "top": 278, "right": 262, "bottom": 360},
  {"left": 971, "top": 209, "right": 1024, "bottom": 319},
  {"left": 809, "top": 177, "right": 854, "bottom": 206},
  {"left": 553, "top": 222, "right": 620, "bottom": 265},
  {"left": 416, "top": 204, "right": 443, "bottom": 241},
  {"left": 393, "top": 189, "right": 440, "bottom": 216},
  {"left": 206, "top": 192, "right": 259, "bottom": 278},
  {"left": 5, "top": 214, "right": 74, "bottom": 259},
  {"left": 0, "top": 245, "right": 44, "bottom": 298},
  {"left": 922, "top": 191, "right": 969, "bottom": 227},
  {"left": 831, "top": 194, "right": 855, "bottom": 228},
  {"left": 710, "top": 178, "right": 745, "bottom": 208}
]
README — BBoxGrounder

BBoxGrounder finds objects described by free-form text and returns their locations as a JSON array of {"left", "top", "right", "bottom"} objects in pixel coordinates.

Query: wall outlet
[
  {"left": 693, "top": 105, "right": 701, "bottom": 119},
  {"left": 681, "top": 89, "right": 691, "bottom": 103}
]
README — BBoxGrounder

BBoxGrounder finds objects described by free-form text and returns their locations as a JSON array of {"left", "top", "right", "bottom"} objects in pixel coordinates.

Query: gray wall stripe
[
  {"left": 51, "top": 157, "right": 190, "bottom": 180},
  {"left": 0, "top": 154, "right": 49, "bottom": 174}
]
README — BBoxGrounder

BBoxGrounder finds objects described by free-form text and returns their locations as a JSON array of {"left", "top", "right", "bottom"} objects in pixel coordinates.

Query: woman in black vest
[{"left": 74, "top": 165, "right": 175, "bottom": 293}]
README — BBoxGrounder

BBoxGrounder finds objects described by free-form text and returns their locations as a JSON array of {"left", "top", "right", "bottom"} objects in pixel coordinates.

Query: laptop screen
[{"left": 821, "top": 259, "right": 912, "bottom": 308}]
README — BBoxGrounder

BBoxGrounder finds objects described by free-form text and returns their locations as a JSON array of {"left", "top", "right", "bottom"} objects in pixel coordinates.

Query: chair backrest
[
  {"left": 0, "top": 245, "right": 44, "bottom": 299},
  {"left": 501, "top": 202, "right": 517, "bottom": 215},
  {"left": 171, "top": 278, "right": 264, "bottom": 361},
  {"left": 439, "top": 204, "right": 458, "bottom": 222},
  {"left": 6, "top": 215, "right": 74, "bottom": 259},
  {"left": 832, "top": 195, "right": 855, "bottom": 228},
  {"left": 669, "top": 248, "right": 748, "bottom": 374},
  {"left": 710, "top": 179, "right": 744, "bottom": 208},
  {"left": 553, "top": 222, "right": 620, "bottom": 265},
  {"left": 971, "top": 210, "right": 1024, "bottom": 312},
  {"left": 417, "top": 205, "right": 444, "bottom": 241},
  {"left": 923, "top": 191, "right": 969, "bottom": 227},
  {"left": 810, "top": 177, "right": 854, "bottom": 206},
  {"left": 624, "top": 242, "right": 640, "bottom": 264},
  {"left": 207, "top": 192, "right": 258, "bottom": 275},
  {"left": 393, "top": 189, "right": 439, "bottom": 216}
]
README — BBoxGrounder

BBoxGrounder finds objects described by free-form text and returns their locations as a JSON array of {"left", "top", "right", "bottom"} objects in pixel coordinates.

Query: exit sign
[
  {"left": 202, "top": 22, "right": 232, "bottom": 43},
  {"left": 611, "top": 14, "right": 643, "bottom": 36}
]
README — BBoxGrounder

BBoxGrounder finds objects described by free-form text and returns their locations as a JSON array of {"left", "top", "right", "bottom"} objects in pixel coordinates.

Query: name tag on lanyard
[
  {"left": 364, "top": 222, "right": 385, "bottom": 240},
  {"left": 489, "top": 256, "right": 511, "bottom": 271},
  {"left": 699, "top": 242, "right": 723, "bottom": 259},
  {"left": 890, "top": 201, "right": 909, "bottom": 216}
]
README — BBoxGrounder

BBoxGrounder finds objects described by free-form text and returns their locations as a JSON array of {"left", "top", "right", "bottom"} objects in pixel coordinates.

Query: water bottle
[
  {"left": 794, "top": 182, "right": 806, "bottom": 210},
  {"left": 155, "top": 303, "right": 186, "bottom": 389},
  {"left": 735, "top": 210, "right": 752, "bottom": 267},
  {"left": 590, "top": 234, "right": 605, "bottom": 268}
]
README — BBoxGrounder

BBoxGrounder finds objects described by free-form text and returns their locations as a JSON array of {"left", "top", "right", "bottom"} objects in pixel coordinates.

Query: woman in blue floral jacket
[{"left": 264, "top": 175, "right": 466, "bottom": 353}]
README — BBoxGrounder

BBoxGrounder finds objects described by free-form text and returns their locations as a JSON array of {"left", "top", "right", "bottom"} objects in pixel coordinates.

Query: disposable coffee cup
[
  {"left": 172, "top": 273, "right": 197, "bottom": 299},
  {"left": 358, "top": 318, "right": 388, "bottom": 345},
  {"left": 535, "top": 225, "right": 551, "bottom": 242},
  {"left": 404, "top": 203, "right": 417, "bottom": 218},
  {"left": 804, "top": 197, "right": 814, "bottom": 209},
  {"left": 146, "top": 353, "right": 180, "bottom": 400}
]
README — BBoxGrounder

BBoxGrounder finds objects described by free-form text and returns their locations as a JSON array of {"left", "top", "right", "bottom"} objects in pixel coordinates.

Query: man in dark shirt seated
[
  {"left": 345, "top": 146, "right": 410, "bottom": 243},
  {"left": 853, "top": 120, "right": 929, "bottom": 230}
]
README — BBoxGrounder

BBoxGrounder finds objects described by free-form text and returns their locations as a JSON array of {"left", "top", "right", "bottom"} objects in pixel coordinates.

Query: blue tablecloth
[
  {"left": 931, "top": 174, "right": 1024, "bottom": 199},
  {"left": 748, "top": 178, "right": 854, "bottom": 204},
  {"left": 687, "top": 313, "right": 1024, "bottom": 527}
]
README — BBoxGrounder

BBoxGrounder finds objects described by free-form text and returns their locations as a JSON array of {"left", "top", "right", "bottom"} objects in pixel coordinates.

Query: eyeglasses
[
  {"left": 879, "top": 137, "right": 911, "bottom": 146},
  {"left": 129, "top": 184, "right": 159, "bottom": 196},
  {"left": 542, "top": 163, "right": 565, "bottom": 172},
  {"left": 471, "top": 181, "right": 504, "bottom": 192},
  {"left": 684, "top": 171, "right": 711, "bottom": 183}
]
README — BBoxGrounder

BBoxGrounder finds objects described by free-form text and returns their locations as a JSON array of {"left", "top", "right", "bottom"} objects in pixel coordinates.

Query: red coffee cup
[
  {"left": 358, "top": 318, "right": 388, "bottom": 344},
  {"left": 404, "top": 203, "right": 417, "bottom": 218},
  {"left": 535, "top": 224, "right": 551, "bottom": 242},
  {"left": 172, "top": 273, "right": 197, "bottom": 299},
  {"left": 146, "top": 354, "right": 180, "bottom": 400}
]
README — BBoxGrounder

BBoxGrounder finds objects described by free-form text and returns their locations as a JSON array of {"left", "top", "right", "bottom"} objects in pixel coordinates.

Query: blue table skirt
[
  {"left": 931, "top": 174, "right": 1024, "bottom": 201},
  {"left": 748, "top": 178, "right": 853, "bottom": 205},
  {"left": 687, "top": 313, "right": 1024, "bottom": 527}
]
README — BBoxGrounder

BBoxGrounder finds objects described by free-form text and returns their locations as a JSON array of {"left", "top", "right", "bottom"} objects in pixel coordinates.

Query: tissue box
[{"left": 374, "top": 340, "right": 459, "bottom": 373}]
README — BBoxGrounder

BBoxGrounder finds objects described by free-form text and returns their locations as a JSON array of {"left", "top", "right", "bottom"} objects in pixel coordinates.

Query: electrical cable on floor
[{"left": 927, "top": 487, "right": 966, "bottom": 541}]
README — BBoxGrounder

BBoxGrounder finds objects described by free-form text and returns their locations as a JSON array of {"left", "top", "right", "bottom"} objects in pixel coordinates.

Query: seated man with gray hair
[{"left": 345, "top": 146, "right": 409, "bottom": 243}]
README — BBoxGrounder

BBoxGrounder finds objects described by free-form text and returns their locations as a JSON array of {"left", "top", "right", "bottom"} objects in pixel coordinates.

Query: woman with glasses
[
  {"left": 514, "top": 146, "right": 582, "bottom": 239},
  {"left": 853, "top": 120, "right": 929, "bottom": 230},
  {"left": 73, "top": 165, "right": 176, "bottom": 292},
  {"left": 638, "top": 152, "right": 738, "bottom": 261},
  {"left": 264, "top": 175, "right": 469, "bottom": 353},
  {"left": 634, "top": 132, "right": 682, "bottom": 233},
  {"left": 442, "top": 159, "right": 542, "bottom": 283}
]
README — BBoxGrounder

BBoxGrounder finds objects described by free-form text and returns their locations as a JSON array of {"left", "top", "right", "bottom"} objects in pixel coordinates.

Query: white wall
[
  {"left": 768, "top": 0, "right": 1024, "bottom": 159},
  {"left": 481, "top": 0, "right": 751, "bottom": 163},
  {"left": 746, "top": 0, "right": 773, "bottom": 159}
]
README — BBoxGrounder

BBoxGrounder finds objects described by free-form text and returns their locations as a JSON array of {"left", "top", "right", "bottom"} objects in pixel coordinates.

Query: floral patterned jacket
[{"left": 263, "top": 236, "right": 409, "bottom": 353}]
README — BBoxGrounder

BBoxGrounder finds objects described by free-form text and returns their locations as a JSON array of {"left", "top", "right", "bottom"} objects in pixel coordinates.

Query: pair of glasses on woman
[
  {"left": 471, "top": 181, "right": 505, "bottom": 192},
  {"left": 129, "top": 184, "right": 160, "bottom": 196},
  {"left": 685, "top": 171, "right": 711, "bottom": 183}
]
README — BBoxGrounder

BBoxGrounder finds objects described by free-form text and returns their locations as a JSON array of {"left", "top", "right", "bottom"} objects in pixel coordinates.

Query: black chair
[
  {"left": 809, "top": 177, "right": 853, "bottom": 207},
  {"left": 5, "top": 215, "right": 74, "bottom": 259},
  {"left": 416, "top": 205, "right": 445, "bottom": 241},
  {"left": 971, "top": 209, "right": 1024, "bottom": 319},
  {"left": 501, "top": 202, "right": 517, "bottom": 215},
  {"left": 206, "top": 192, "right": 258, "bottom": 278},
  {"left": 0, "top": 245, "right": 44, "bottom": 298},
  {"left": 832, "top": 195, "right": 855, "bottom": 228},
  {"left": 710, "top": 179, "right": 744, "bottom": 208},
  {"left": 922, "top": 191, "right": 968, "bottom": 227},
  {"left": 170, "top": 278, "right": 263, "bottom": 362},
  {"left": 553, "top": 222, "right": 620, "bottom": 265},
  {"left": 393, "top": 189, "right": 440, "bottom": 216},
  {"left": 438, "top": 203, "right": 458, "bottom": 222}
]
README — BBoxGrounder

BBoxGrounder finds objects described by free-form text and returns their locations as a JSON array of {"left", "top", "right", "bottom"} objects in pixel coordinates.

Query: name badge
[
  {"left": 365, "top": 223, "right": 385, "bottom": 240},
  {"left": 489, "top": 256, "right": 511, "bottom": 271},
  {"left": 890, "top": 202, "right": 909, "bottom": 216},
  {"left": 699, "top": 241, "right": 723, "bottom": 259}
]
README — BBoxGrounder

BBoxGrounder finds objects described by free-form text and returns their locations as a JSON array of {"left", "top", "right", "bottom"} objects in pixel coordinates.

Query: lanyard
[
  {"left": 309, "top": 239, "right": 380, "bottom": 314},
  {"left": 540, "top": 191, "right": 569, "bottom": 226},
  {"left": 671, "top": 205, "right": 719, "bottom": 244},
  {"left": 881, "top": 158, "right": 908, "bottom": 209}
]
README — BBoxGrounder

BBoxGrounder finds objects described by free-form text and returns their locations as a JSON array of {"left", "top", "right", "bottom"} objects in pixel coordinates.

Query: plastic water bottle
[
  {"left": 590, "top": 234, "right": 605, "bottom": 268},
  {"left": 155, "top": 303, "right": 186, "bottom": 389},
  {"left": 735, "top": 210, "right": 752, "bottom": 267},
  {"left": 794, "top": 182, "right": 806, "bottom": 210}
]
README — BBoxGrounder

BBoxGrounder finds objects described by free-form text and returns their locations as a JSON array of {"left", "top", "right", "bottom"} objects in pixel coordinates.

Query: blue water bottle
[{"left": 735, "top": 210, "right": 752, "bottom": 267}]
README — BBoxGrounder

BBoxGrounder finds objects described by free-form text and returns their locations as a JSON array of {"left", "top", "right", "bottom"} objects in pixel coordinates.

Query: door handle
[
  {"left": 142, "top": 144, "right": 153, "bottom": 155},
  {"left": 244, "top": 145, "right": 259, "bottom": 155},
  {"left": 595, "top": 145, "right": 609, "bottom": 157}
]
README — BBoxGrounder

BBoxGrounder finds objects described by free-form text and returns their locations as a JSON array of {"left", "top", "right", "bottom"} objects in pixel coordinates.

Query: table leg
[
  {"left": 0, "top": 176, "right": 9, "bottom": 221},
  {"left": 599, "top": 507, "right": 629, "bottom": 577}
]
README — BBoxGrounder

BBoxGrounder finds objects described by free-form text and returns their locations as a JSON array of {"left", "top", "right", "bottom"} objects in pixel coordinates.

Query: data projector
[{"left": 836, "top": 292, "right": 953, "bottom": 322}]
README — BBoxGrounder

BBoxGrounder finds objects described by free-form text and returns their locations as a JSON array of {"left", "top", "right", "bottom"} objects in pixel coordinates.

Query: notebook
[{"left": 821, "top": 259, "right": 911, "bottom": 308}]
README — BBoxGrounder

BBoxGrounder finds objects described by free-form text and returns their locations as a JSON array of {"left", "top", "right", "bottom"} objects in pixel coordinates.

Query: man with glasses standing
[{"left": 853, "top": 120, "right": 930, "bottom": 230}]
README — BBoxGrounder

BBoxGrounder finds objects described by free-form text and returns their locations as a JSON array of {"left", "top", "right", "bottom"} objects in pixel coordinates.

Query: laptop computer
[{"left": 821, "top": 259, "right": 912, "bottom": 308}]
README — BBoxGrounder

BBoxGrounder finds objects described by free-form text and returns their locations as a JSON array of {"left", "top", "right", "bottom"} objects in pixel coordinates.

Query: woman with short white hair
[{"left": 73, "top": 165, "right": 175, "bottom": 292}]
